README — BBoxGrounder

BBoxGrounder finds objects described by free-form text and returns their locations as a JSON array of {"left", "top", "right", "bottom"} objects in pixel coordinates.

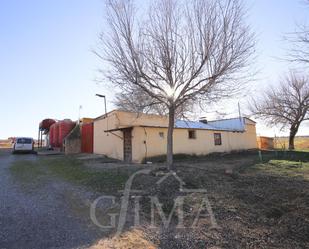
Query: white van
[{"left": 13, "top": 137, "right": 34, "bottom": 153}]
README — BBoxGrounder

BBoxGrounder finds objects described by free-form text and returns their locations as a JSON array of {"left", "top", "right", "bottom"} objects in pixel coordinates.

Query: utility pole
[{"left": 95, "top": 94, "right": 108, "bottom": 134}]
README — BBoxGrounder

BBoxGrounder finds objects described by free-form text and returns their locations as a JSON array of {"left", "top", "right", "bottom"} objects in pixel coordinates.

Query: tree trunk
[
  {"left": 167, "top": 105, "right": 175, "bottom": 170},
  {"left": 288, "top": 127, "right": 297, "bottom": 150}
]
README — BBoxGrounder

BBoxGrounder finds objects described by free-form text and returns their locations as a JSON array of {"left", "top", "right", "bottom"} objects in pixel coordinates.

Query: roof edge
[{"left": 208, "top": 116, "right": 256, "bottom": 124}]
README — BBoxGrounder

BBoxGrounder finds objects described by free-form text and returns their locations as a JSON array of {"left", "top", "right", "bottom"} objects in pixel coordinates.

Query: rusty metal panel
[{"left": 81, "top": 123, "right": 94, "bottom": 153}]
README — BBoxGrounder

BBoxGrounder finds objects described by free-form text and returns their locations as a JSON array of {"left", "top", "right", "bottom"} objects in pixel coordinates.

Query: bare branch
[
  {"left": 96, "top": 0, "right": 255, "bottom": 166},
  {"left": 249, "top": 71, "right": 309, "bottom": 149},
  {"left": 285, "top": 1, "right": 309, "bottom": 65}
]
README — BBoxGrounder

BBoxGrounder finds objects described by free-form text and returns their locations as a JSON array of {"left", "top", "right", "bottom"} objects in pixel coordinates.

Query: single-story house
[{"left": 93, "top": 110, "right": 257, "bottom": 163}]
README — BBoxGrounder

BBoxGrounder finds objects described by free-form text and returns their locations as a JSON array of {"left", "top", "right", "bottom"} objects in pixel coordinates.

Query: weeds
[
  {"left": 9, "top": 157, "right": 136, "bottom": 193},
  {"left": 247, "top": 159, "right": 309, "bottom": 180}
]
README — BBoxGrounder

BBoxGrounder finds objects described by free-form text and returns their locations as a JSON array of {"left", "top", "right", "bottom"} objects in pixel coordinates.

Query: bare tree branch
[
  {"left": 249, "top": 71, "right": 309, "bottom": 150},
  {"left": 96, "top": 0, "right": 255, "bottom": 168},
  {"left": 285, "top": 1, "right": 309, "bottom": 65}
]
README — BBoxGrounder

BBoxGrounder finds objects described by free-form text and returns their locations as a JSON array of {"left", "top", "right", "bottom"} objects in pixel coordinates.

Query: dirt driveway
[{"left": 0, "top": 149, "right": 107, "bottom": 249}]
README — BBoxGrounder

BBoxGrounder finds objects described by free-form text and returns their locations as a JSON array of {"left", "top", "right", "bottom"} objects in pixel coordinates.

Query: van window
[{"left": 17, "top": 138, "right": 32, "bottom": 144}]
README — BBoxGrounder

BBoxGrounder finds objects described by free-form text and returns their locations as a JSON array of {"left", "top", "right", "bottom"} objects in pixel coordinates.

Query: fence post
[{"left": 258, "top": 150, "right": 263, "bottom": 162}]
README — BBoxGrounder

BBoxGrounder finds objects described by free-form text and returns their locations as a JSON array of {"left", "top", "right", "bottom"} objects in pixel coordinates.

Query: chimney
[{"left": 199, "top": 117, "right": 208, "bottom": 124}]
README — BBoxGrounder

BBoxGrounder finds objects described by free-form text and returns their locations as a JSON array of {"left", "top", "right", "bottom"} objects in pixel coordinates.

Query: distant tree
[
  {"left": 96, "top": 0, "right": 255, "bottom": 169},
  {"left": 286, "top": 1, "right": 309, "bottom": 65},
  {"left": 250, "top": 72, "right": 309, "bottom": 150}
]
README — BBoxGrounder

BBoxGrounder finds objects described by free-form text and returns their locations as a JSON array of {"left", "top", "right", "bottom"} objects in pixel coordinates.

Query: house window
[
  {"left": 214, "top": 133, "right": 222, "bottom": 145},
  {"left": 188, "top": 130, "right": 196, "bottom": 139},
  {"left": 159, "top": 132, "right": 164, "bottom": 139}
]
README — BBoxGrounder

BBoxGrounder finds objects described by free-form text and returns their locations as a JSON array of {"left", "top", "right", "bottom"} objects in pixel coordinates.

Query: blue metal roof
[
  {"left": 175, "top": 118, "right": 245, "bottom": 132},
  {"left": 208, "top": 118, "right": 245, "bottom": 131}
]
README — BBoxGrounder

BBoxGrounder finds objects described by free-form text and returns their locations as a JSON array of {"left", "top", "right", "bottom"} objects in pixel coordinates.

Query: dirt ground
[
  {"left": 3, "top": 149, "right": 309, "bottom": 249},
  {"left": 89, "top": 152, "right": 309, "bottom": 249}
]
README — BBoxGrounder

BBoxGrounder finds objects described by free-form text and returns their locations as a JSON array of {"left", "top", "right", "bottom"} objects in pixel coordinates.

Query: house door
[{"left": 123, "top": 128, "right": 132, "bottom": 162}]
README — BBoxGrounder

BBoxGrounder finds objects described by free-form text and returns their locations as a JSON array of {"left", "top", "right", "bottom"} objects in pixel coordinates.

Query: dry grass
[
  {"left": 10, "top": 157, "right": 136, "bottom": 194},
  {"left": 0, "top": 139, "right": 40, "bottom": 149},
  {"left": 249, "top": 160, "right": 309, "bottom": 180},
  {"left": 274, "top": 136, "right": 309, "bottom": 151},
  {"left": 0, "top": 140, "right": 12, "bottom": 148},
  {"left": 89, "top": 229, "right": 157, "bottom": 249}
]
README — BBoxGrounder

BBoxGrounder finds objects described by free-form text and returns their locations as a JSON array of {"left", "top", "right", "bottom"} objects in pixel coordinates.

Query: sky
[{"left": 0, "top": 0, "right": 308, "bottom": 139}]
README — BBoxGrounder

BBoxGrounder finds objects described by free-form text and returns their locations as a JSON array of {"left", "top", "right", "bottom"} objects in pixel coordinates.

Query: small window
[
  {"left": 188, "top": 130, "right": 196, "bottom": 139},
  {"left": 159, "top": 132, "right": 164, "bottom": 139},
  {"left": 214, "top": 133, "right": 222, "bottom": 146}
]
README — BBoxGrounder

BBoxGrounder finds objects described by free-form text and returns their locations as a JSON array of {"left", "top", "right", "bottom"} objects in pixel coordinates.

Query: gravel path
[{"left": 0, "top": 150, "right": 107, "bottom": 249}]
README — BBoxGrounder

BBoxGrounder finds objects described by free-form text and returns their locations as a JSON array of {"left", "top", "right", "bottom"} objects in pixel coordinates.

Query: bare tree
[
  {"left": 114, "top": 86, "right": 167, "bottom": 115},
  {"left": 250, "top": 72, "right": 309, "bottom": 150},
  {"left": 96, "top": 0, "right": 255, "bottom": 169},
  {"left": 286, "top": 1, "right": 309, "bottom": 64},
  {"left": 114, "top": 85, "right": 195, "bottom": 118},
  {"left": 287, "top": 26, "right": 309, "bottom": 65}
]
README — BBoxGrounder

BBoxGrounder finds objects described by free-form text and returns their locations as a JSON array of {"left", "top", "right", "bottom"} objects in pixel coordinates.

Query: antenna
[
  {"left": 238, "top": 102, "right": 241, "bottom": 120},
  {"left": 238, "top": 102, "right": 245, "bottom": 129}
]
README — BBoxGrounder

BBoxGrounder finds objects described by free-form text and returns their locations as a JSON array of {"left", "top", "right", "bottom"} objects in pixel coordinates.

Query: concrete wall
[
  {"left": 65, "top": 138, "right": 81, "bottom": 154},
  {"left": 64, "top": 125, "right": 81, "bottom": 154}
]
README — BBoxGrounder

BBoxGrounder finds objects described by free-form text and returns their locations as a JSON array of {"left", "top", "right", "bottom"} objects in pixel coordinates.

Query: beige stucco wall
[
  {"left": 93, "top": 110, "right": 258, "bottom": 163},
  {"left": 116, "top": 111, "right": 169, "bottom": 127},
  {"left": 95, "top": 110, "right": 169, "bottom": 128},
  {"left": 93, "top": 112, "right": 124, "bottom": 160},
  {"left": 132, "top": 127, "right": 167, "bottom": 162},
  {"left": 94, "top": 110, "right": 169, "bottom": 160},
  {"left": 132, "top": 123, "right": 257, "bottom": 162}
]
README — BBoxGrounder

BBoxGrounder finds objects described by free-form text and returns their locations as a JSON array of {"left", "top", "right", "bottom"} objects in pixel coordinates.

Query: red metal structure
[
  {"left": 81, "top": 122, "right": 94, "bottom": 153},
  {"left": 39, "top": 119, "right": 56, "bottom": 130},
  {"left": 38, "top": 119, "right": 56, "bottom": 148},
  {"left": 54, "top": 122, "right": 60, "bottom": 147},
  {"left": 49, "top": 124, "right": 55, "bottom": 147},
  {"left": 58, "top": 120, "right": 76, "bottom": 148}
]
